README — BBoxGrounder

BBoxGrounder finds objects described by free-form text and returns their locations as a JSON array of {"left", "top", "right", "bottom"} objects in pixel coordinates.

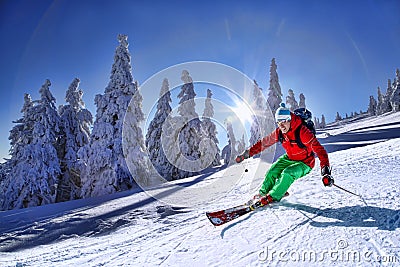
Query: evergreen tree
[
  {"left": 237, "top": 134, "right": 245, "bottom": 154},
  {"left": 57, "top": 78, "right": 92, "bottom": 202},
  {"left": 161, "top": 70, "right": 203, "bottom": 179},
  {"left": 175, "top": 70, "right": 203, "bottom": 178},
  {"left": 145, "top": 78, "right": 174, "bottom": 180},
  {"left": 267, "top": 58, "right": 283, "bottom": 114},
  {"left": 201, "top": 89, "right": 221, "bottom": 167},
  {"left": 335, "top": 112, "right": 342, "bottom": 122},
  {"left": 221, "top": 140, "right": 232, "bottom": 166},
  {"left": 286, "top": 89, "right": 299, "bottom": 111},
  {"left": 250, "top": 80, "right": 267, "bottom": 146},
  {"left": 390, "top": 69, "right": 400, "bottom": 112},
  {"left": 320, "top": 115, "right": 326, "bottom": 129},
  {"left": 385, "top": 79, "right": 394, "bottom": 112},
  {"left": 368, "top": 95, "right": 377, "bottom": 116},
  {"left": 79, "top": 34, "right": 147, "bottom": 197},
  {"left": 298, "top": 93, "right": 306, "bottom": 109},
  {"left": 376, "top": 87, "right": 386, "bottom": 115},
  {"left": 224, "top": 119, "right": 237, "bottom": 164},
  {"left": 314, "top": 117, "right": 320, "bottom": 129},
  {"left": 2, "top": 80, "right": 61, "bottom": 210}
]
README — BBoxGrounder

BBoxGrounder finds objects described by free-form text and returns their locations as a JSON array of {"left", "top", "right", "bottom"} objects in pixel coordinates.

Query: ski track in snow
[{"left": 1, "top": 115, "right": 400, "bottom": 266}]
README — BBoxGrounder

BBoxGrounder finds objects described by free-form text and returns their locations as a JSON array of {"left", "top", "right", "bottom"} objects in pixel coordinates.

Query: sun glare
[{"left": 231, "top": 98, "right": 254, "bottom": 126}]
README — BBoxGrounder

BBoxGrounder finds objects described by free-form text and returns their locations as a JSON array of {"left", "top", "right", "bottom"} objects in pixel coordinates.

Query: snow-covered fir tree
[
  {"left": 201, "top": 89, "right": 221, "bottom": 168},
  {"left": 2, "top": 80, "right": 61, "bottom": 210},
  {"left": 314, "top": 117, "right": 320, "bottom": 129},
  {"left": 123, "top": 79, "right": 152, "bottom": 186},
  {"left": 299, "top": 93, "right": 306, "bottom": 109},
  {"left": 221, "top": 140, "right": 232, "bottom": 166},
  {"left": 250, "top": 80, "right": 267, "bottom": 146},
  {"left": 376, "top": 86, "right": 389, "bottom": 115},
  {"left": 79, "top": 34, "right": 147, "bottom": 197},
  {"left": 173, "top": 70, "right": 203, "bottom": 178},
  {"left": 335, "top": 112, "right": 342, "bottom": 122},
  {"left": 0, "top": 160, "right": 11, "bottom": 208},
  {"left": 161, "top": 70, "right": 204, "bottom": 179},
  {"left": 286, "top": 89, "right": 299, "bottom": 112},
  {"left": 57, "top": 78, "right": 92, "bottom": 202},
  {"left": 368, "top": 95, "right": 377, "bottom": 116},
  {"left": 385, "top": 79, "right": 394, "bottom": 112},
  {"left": 145, "top": 78, "right": 174, "bottom": 181},
  {"left": 237, "top": 134, "right": 245, "bottom": 154},
  {"left": 390, "top": 69, "right": 400, "bottom": 112},
  {"left": 320, "top": 115, "right": 326, "bottom": 128},
  {"left": 222, "top": 119, "right": 237, "bottom": 165},
  {"left": 267, "top": 58, "right": 283, "bottom": 114}
]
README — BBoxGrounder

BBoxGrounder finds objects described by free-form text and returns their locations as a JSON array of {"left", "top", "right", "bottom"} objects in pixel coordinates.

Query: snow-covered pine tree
[
  {"left": 145, "top": 78, "right": 175, "bottom": 181},
  {"left": 0, "top": 94, "right": 33, "bottom": 210},
  {"left": 320, "top": 115, "right": 326, "bottom": 129},
  {"left": 79, "top": 34, "right": 146, "bottom": 197},
  {"left": 224, "top": 119, "right": 237, "bottom": 164},
  {"left": 57, "top": 78, "right": 92, "bottom": 202},
  {"left": 299, "top": 93, "right": 306, "bottom": 109},
  {"left": 201, "top": 89, "right": 221, "bottom": 167},
  {"left": 385, "top": 79, "right": 394, "bottom": 112},
  {"left": 390, "top": 69, "right": 400, "bottom": 112},
  {"left": 221, "top": 140, "right": 232, "bottom": 166},
  {"left": 237, "top": 134, "right": 245, "bottom": 155},
  {"left": 314, "top": 117, "right": 320, "bottom": 129},
  {"left": 123, "top": 79, "right": 152, "bottom": 186},
  {"left": 173, "top": 70, "right": 203, "bottom": 178},
  {"left": 0, "top": 159, "right": 11, "bottom": 208},
  {"left": 250, "top": 80, "right": 267, "bottom": 146},
  {"left": 286, "top": 89, "right": 299, "bottom": 112},
  {"left": 368, "top": 95, "right": 377, "bottom": 116},
  {"left": 376, "top": 87, "right": 386, "bottom": 115},
  {"left": 2, "top": 80, "right": 61, "bottom": 210},
  {"left": 267, "top": 58, "right": 283, "bottom": 114},
  {"left": 161, "top": 70, "right": 204, "bottom": 179},
  {"left": 335, "top": 112, "right": 342, "bottom": 122}
]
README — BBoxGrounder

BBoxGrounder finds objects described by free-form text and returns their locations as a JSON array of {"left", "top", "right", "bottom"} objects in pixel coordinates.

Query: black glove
[
  {"left": 235, "top": 150, "right": 250, "bottom": 163},
  {"left": 321, "top": 166, "right": 331, "bottom": 176},
  {"left": 321, "top": 166, "right": 334, "bottom": 186}
]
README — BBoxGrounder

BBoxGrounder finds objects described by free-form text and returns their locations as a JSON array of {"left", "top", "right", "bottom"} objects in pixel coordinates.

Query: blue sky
[{"left": 0, "top": 0, "right": 399, "bottom": 160}]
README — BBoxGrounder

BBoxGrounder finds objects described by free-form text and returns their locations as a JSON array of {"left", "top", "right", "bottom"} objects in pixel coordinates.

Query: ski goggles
[{"left": 276, "top": 118, "right": 291, "bottom": 124}]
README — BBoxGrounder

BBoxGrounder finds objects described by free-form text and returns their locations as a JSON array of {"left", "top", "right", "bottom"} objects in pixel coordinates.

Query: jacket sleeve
[
  {"left": 249, "top": 128, "right": 280, "bottom": 157},
  {"left": 309, "top": 137, "right": 330, "bottom": 168}
]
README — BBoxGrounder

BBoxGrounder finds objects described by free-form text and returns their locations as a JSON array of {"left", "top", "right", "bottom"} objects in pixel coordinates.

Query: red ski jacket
[{"left": 248, "top": 113, "right": 330, "bottom": 169}]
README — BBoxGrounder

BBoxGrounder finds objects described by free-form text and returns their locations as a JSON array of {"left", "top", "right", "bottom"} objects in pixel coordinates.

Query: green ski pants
[{"left": 260, "top": 154, "right": 312, "bottom": 201}]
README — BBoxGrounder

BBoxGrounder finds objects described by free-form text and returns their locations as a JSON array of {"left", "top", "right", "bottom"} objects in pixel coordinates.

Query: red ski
[{"left": 206, "top": 193, "right": 289, "bottom": 226}]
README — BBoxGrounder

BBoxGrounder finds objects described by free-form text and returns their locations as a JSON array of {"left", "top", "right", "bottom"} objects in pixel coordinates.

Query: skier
[{"left": 236, "top": 103, "right": 333, "bottom": 206}]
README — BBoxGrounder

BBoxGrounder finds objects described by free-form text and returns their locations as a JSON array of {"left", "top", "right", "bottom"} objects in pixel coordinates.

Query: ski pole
[
  {"left": 333, "top": 183, "right": 360, "bottom": 197},
  {"left": 333, "top": 183, "right": 368, "bottom": 206}
]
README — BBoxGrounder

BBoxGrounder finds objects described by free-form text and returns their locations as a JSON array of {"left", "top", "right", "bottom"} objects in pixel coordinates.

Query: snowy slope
[{"left": 1, "top": 114, "right": 400, "bottom": 266}]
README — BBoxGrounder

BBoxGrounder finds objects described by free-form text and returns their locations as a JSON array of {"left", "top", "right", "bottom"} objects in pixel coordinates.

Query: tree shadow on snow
[
  {"left": 280, "top": 202, "right": 400, "bottom": 231},
  {"left": 0, "top": 193, "right": 190, "bottom": 252},
  {"left": 0, "top": 166, "right": 227, "bottom": 252}
]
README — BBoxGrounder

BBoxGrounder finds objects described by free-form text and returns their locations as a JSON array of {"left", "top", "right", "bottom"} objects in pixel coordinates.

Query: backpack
[{"left": 278, "top": 108, "right": 316, "bottom": 149}]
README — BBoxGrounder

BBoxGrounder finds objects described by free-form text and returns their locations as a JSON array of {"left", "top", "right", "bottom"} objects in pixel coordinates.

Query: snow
[{"left": 1, "top": 114, "right": 400, "bottom": 266}]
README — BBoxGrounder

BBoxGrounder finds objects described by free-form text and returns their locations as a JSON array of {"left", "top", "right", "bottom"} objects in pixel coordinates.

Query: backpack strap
[
  {"left": 278, "top": 130, "right": 284, "bottom": 143},
  {"left": 294, "top": 126, "right": 306, "bottom": 149}
]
